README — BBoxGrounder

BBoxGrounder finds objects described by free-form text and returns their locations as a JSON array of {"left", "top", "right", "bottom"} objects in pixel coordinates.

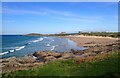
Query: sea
[{"left": 0, "top": 35, "right": 85, "bottom": 58}]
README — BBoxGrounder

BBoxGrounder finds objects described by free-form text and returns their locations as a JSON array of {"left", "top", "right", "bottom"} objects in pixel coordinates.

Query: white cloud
[
  {"left": 43, "top": 8, "right": 105, "bottom": 23},
  {"left": 2, "top": 8, "right": 47, "bottom": 15},
  {"left": 54, "top": 16, "right": 100, "bottom": 23},
  {"left": 2, "top": 6, "right": 116, "bottom": 24},
  {"left": 44, "top": 9, "right": 81, "bottom": 17}
]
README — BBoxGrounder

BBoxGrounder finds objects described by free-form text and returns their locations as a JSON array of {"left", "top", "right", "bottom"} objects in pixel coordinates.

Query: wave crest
[
  {"left": 32, "top": 38, "right": 44, "bottom": 43},
  {"left": 0, "top": 51, "right": 9, "bottom": 56},
  {"left": 15, "top": 46, "right": 25, "bottom": 51}
]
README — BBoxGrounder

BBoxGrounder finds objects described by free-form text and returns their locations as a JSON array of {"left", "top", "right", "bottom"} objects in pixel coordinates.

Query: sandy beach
[{"left": 64, "top": 35, "right": 118, "bottom": 47}]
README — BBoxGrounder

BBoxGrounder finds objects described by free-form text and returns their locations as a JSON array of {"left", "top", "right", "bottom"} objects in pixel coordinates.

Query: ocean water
[{"left": 0, "top": 35, "right": 84, "bottom": 58}]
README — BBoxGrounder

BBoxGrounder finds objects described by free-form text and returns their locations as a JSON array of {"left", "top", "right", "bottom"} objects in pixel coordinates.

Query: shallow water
[{"left": 1, "top": 35, "right": 85, "bottom": 58}]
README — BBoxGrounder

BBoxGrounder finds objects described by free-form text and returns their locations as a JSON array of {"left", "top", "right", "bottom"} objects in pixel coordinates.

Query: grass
[
  {"left": 2, "top": 51, "right": 120, "bottom": 77},
  {"left": 78, "top": 32, "right": 120, "bottom": 38},
  {"left": 26, "top": 32, "right": 120, "bottom": 38}
]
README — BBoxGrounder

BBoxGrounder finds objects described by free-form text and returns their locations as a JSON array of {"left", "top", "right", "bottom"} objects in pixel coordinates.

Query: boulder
[
  {"left": 77, "top": 51, "right": 84, "bottom": 55},
  {"left": 62, "top": 53, "right": 74, "bottom": 59},
  {"left": 17, "top": 56, "right": 36, "bottom": 64},
  {"left": 92, "top": 50, "right": 102, "bottom": 54},
  {"left": 44, "top": 56, "right": 56, "bottom": 63},
  {"left": 89, "top": 53, "right": 97, "bottom": 56},
  {"left": 81, "top": 53, "right": 89, "bottom": 57},
  {"left": 33, "top": 52, "right": 47, "bottom": 57},
  {"left": 6, "top": 57, "right": 17, "bottom": 62},
  {"left": 33, "top": 52, "right": 62, "bottom": 59}
]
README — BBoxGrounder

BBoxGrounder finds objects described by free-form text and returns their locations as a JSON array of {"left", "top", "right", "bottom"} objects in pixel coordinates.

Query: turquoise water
[{"left": 1, "top": 35, "right": 84, "bottom": 58}]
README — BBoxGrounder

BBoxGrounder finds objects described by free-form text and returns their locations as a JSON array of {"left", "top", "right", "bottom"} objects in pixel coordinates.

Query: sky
[{"left": 2, "top": 2, "right": 118, "bottom": 35}]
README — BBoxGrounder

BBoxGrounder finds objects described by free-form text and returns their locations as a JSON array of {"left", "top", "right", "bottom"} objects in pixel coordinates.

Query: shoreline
[
  {"left": 62, "top": 35, "right": 118, "bottom": 47},
  {"left": 1, "top": 35, "right": 119, "bottom": 73}
]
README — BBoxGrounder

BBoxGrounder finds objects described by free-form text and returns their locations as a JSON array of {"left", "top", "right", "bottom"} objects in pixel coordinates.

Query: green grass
[
  {"left": 79, "top": 32, "right": 120, "bottom": 38},
  {"left": 2, "top": 51, "right": 120, "bottom": 77}
]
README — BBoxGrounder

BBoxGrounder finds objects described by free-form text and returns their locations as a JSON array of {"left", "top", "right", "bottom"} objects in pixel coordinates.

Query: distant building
[
  {"left": 78, "top": 31, "right": 82, "bottom": 33},
  {"left": 60, "top": 32, "right": 66, "bottom": 34}
]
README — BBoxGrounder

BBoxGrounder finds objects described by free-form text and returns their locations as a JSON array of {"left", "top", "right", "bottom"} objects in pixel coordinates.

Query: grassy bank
[
  {"left": 79, "top": 32, "right": 120, "bottom": 38},
  {"left": 52, "top": 32, "right": 120, "bottom": 38},
  {"left": 2, "top": 51, "right": 120, "bottom": 77}
]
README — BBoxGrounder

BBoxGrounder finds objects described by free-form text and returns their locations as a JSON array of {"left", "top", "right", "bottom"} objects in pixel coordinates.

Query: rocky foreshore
[{"left": 1, "top": 39, "right": 119, "bottom": 73}]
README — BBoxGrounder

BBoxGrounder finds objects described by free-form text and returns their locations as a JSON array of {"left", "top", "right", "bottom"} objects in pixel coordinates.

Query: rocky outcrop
[
  {"left": 33, "top": 52, "right": 61, "bottom": 57},
  {"left": 1, "top": 56, "right": 43, "bottom": 73},
  {"left": 1, "top": 40, "right": 119, "bottom": 73},
  {"left": 44, "top": 56, "right": 56, "bottom": 63},
  {"left": 61, "top": 53, "right": 74, "bottom": 59}
]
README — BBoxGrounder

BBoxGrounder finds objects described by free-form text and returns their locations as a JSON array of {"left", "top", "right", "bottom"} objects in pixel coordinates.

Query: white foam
[
  {"left": 39, "top": 38, "right": 44, "bottom": 41},
  {"left": 15, "top": 46, "right": 25, "bottom": 51},
  {"left": 32, "top": 38, "right": 44, "bottom": 43},
  {"left": 49, "top": 39, "right": 54, "bottom": 44},
  {"left": 32, "top": 56, "right": 37, "bottom": 59},
  {"left": 46, "top": 39, "right": 54, "bottom": 47},
  {"left": 44, "top": 37, "right": 48, "bottom": 38},
  {"left": 51, "top": 46, "right": 55, "bottom": 51},
  {"left": 0, "top": 51, "right": 9, "bottom": 56},
  {"left": 52, "top": 39, "right": 54, "bottom": 41},
  {"left": 9, "top": 50, "right": 15, "bottom": 52},
  {"left": 0, "top": 45, "right": 26, "bottom": 56},
  {"left": 28, "top": 43, "right": 31, "bottom": 44},
  {"left": 46, "top": 44, "right": 51, "bottom": 47}
]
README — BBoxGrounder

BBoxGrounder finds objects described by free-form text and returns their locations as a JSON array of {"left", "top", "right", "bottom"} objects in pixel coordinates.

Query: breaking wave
[
  {"left": 31, "top": 38, "right": 44, "bottom": 43},
  {"left": 0, "top": 45, "right": 26, "bottom": 56},
  {"left": 15, "top": 46, "right": 25, "bottom": 51},
  {"left": 50, "top": 45, "right": 58, "bottom": 51},
  {"left": 46, "top": 39, "right": 55, "bottom": 47},
  {"left": 46, "top": 44, "right": 51, "bottom": 47},
  {"left": 51, "top": 46, "right": 55, "bottom": 51},
  {"left": 0, "top": 51, "right": 9, "bottom": 56}
]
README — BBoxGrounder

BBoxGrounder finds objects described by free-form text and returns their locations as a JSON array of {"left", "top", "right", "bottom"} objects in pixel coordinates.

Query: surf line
[
  {"left": 32, "top": 38, "right": 44, "bottom": 43},
  {"left": 0, "top": 44, "right": 27, "bottom": 56},
  {"left": 50, "top": 45, "right": 58, "bottom": 51},
  {"left": 46, "top": 39, "right": 55, "bottom": 47}
]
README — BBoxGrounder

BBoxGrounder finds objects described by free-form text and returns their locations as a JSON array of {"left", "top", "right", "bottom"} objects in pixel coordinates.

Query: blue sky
[{"left": 2, "top": 2, "right": 118, "bottom": 34}]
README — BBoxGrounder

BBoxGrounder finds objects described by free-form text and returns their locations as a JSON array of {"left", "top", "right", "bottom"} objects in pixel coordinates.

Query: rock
[
  {"left": 44, "top": 56, "right": 56, "bottom": 63},
  {"left": 71, "top": 49, "right": 75, "bottom": 53},
  {"left": 106, "top": 43, "right": 113, "bottom": 46},
  {"left": 101, "top": 52, "right": 105, "bottom": 54},
  {"left": 74, "top": 55, "right": 84, "bottom": 58},
  {"left": 54, "top": 54, "right": 62, "bottom": 58},
  {"left": 83, "top": 44, "right": 96, "bottom": 47},
  {"left": 89, "top": 53, "right": 97, "bottom": 56},
  {"left": 33, "top": 51, "right": 61, "bottom": 63},
  {"left": 78, "top": 51, "right": 84, "bottom": 55},
  {"left": 33, "top": 52, "right": 47, "bottom": 57},
  {"left": 33, "top": 52, "right": 61, "bottom": 60},
  {"left": 92, "top": 50, "right": 102, "bottom": 54},
  {"left": 6, "top": 57, "right": 17, "bottom": 62},
  {"left": 81, "top": 53, "right": 89, "bottom": 57},
  {"left": 17, "top": 56, "right": 36, "bottom": 64},
  {"left": 1, "top": 59, "right": 9, "bottom": 63},
  {"left": 62, "top": 53, "right": 74, "bottom": 59},
  {"left": 57, "top": 57, "right": 65, "bottom": 60}
]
